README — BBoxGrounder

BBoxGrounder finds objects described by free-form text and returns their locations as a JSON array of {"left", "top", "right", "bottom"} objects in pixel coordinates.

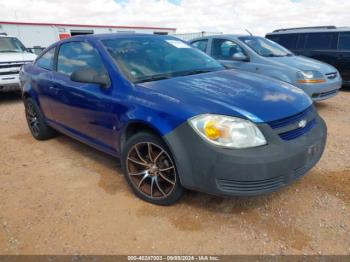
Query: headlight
[
  {"left": 296, "top": 70, "right": 326, "bottom": 84},
  {"left": 188, "top": 114, "right": 267, "bottom": 149}
]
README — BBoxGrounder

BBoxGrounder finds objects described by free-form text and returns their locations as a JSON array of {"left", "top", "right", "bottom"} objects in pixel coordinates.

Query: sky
[{"left": 0, "top": 0, "right": 349, "bottom": 35}]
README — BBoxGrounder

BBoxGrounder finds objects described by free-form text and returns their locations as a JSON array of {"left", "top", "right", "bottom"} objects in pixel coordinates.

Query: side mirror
[
  {"left": 232, "top": 52, "right": 249, "bottom": 62},
  {"left": 222, "top": 63, "right": 234, "bottom": 69},
  {"left": 70, "top": 68, "right": 110, "bottom": 88}
]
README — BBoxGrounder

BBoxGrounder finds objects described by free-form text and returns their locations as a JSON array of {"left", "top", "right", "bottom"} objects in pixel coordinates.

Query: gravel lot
[{"left": 0, "top": 90, "right": 349, "bottom": 255}]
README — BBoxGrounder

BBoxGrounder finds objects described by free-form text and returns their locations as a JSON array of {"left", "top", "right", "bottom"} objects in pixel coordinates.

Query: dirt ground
[{"left": 0, "top": 90, "right": 349, "bottom": 255}]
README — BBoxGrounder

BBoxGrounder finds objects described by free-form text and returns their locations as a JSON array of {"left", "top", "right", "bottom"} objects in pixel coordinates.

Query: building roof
[{"left": 0, "top": 21, "right": 176, "bottom": 31}]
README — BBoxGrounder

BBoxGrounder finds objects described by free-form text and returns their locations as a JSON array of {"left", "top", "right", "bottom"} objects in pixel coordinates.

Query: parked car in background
[
  {"left": 20, "top": 34, "right": 326, "bottom": 205},
  {"left": 266, "top": 26, "right": 350, "bottom": 85},
  {"left": 27, "top": 46, "right": 45, "bottom": 55},
  {"left": 0, "top": 33, "right": 36, "bottom": 92},
  {"left": 190, "top": 35, "right": 342, "bottom": 101}
]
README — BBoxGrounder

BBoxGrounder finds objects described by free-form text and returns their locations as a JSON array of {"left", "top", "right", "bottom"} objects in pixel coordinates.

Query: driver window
[
  {"left": 212, "top": 39, "right": 246, "bottom": 60},
  {"left": 57, "top": 41, "right": 106, "bottom": 77}
]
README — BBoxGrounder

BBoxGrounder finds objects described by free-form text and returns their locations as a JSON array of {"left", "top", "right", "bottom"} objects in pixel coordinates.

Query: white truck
[{"left": 0, "top": 33, "right": 36, "bottom": 92}]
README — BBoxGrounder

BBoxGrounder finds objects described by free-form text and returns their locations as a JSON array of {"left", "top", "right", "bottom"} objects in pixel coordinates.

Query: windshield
[
  {"left": 0, "top": 37, "right": 26, "bottom": 53},
  {"left": 102, "top": 36, "right": 224, "bottom": 83},
  {"left": 239, "top": 36, "right": 293, "bottom": 57}
]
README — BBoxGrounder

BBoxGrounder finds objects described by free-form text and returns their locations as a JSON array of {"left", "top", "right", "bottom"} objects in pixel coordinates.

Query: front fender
[
  {"left": 262, "top": 69, "right": 294, "bottom": 83},
  {"left": 116, "top": 101, "right": 188, "bottom": 152}
]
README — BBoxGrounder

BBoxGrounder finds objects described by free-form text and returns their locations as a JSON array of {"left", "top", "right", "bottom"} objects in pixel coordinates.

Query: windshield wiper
[
  {"left": 135, "top": 69, "right": 218, "bottom": 83},
  {"left": 266, "top": 53, "right": 292, "bottom": 57},
  {"left": 266, "top": 54, "right": 279, "bottom": 57},
  {"left": 178, "top": 69, "right": 214, "bottom": 76},
  {"left": 135, "top": 74, "right": 173, "bottom": 83}
]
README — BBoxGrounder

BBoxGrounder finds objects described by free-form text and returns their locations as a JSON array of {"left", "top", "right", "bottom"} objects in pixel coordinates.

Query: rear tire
[
  {"left": 24, "top": 98, "right": 57, "bottom": 140},
  {"left": 121, "top": 132, "right": 184, "bottom": 205}
]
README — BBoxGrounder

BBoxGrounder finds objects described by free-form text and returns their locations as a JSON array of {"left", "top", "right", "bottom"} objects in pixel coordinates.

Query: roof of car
[
  {"left": 42, "top": 33, "right": 178, "bottom": 54},
  {"left": 62, "top": 33, "right": 174, "bottom": 42},
  {"left": 190, "top": 34, "right": 255, "bottom": 42},
  {"left": 267, "top": 26, "right": 350, "bottom": 35},
  {"left": 0, "top": 34, "right": 14, "bottom": 37}
]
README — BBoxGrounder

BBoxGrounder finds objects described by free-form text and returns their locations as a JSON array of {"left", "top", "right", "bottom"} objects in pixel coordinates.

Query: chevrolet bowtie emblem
[{"left": 298, "top": 119, "right": 307, "bottom": 128}]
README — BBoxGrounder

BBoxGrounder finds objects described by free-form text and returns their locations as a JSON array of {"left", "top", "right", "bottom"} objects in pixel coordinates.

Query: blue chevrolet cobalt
[{"left": 20, "top": 34, "right": 327, "bottom": 205}]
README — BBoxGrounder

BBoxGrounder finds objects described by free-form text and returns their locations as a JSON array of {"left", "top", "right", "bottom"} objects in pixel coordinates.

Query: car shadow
[
  {"left": 341, "top": 85, "right": 350, "bottom": 92},
  {"left": 52, "top": 131, "right": 278, "bottom": 209},
  {"left": 0, "top": 92, "right": 22, "bottom": 104},
  {"left": 179, "top": 186, "right": 282, "bottom": 212},
  {"left": 314, "top": 101, "right": 328, "bottom": 111},
  {"left": 46, "top": 131, "right": 312, "bottom": 249},
  {"left": 51, "top": 133, "right": 128, "bottom": 194}
]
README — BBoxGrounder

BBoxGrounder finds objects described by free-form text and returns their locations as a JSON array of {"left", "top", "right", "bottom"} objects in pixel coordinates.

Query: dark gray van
[{"left": 266, "top": 26, "right": 350, "bottom": 85}]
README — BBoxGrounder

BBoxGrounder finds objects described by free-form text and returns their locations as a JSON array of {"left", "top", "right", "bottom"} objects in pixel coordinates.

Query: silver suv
[
  {"left": 0, "top": 34, "right": 36, "bottom": 92},
  {"left": 190, "top": 35, "right": 342, "bottom": 101}
]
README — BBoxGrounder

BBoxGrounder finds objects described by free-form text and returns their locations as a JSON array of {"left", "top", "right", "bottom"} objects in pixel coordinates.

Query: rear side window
[
  {"left": 305, "top": 33, "right": 336, "bottom": 49},
  {"left": 36, "top": 48, "right": 56, "bottom": 71},
  {"left": 191, "top": 39, "right": 208, "bottom": 53},
  {"left": 338, "top": 32, "right": 350, "bottom": 50},
  {"left": 266, "top": 34, "right": 298, "bottom": 49},
  {"left": 57, "top": 41, "right": 106, "bottom": 76},
  {"left": 296, "top": 34, "right": 307, "bottom": 49}
]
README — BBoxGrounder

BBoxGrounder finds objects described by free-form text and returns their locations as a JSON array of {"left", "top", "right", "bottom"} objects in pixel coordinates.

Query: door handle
[{"left": 49, "top": 86, "right": 59, "bottom": 92}]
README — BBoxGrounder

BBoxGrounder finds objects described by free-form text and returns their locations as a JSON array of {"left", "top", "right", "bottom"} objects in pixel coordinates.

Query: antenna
[{"left": 245, "top": 29, "right": 253, "bottom": 36}]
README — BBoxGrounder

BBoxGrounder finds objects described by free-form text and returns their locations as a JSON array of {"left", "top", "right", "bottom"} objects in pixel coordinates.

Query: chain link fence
[{"left": 171, "top": 31, "right": 223, "bottom": 41}]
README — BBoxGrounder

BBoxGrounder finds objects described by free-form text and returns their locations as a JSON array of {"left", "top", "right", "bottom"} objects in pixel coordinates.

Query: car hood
[
  {"left": 0, "top": 52, "right": 36, "bottom": 62},
  {"left": 269, "top": 55, "right": 337, "bottom": 73},
  {"left": 136, "top": 69, "right": 312, "bottom": 123}
]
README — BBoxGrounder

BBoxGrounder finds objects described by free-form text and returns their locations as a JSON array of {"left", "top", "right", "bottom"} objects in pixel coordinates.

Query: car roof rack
[{"left": 273, "top": 26, "right": 337, "bottom": 33}]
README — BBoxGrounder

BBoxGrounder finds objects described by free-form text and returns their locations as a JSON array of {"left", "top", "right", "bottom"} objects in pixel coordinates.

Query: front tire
[
  {"left": 24, "top": 98, "right": 57, "bottom": 140},
  {"left": 121, "top": 132, "right": 184, "bottom": 205}
]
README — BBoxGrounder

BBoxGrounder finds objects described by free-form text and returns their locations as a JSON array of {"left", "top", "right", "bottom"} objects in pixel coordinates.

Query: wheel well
[
  {"left": 22, "top": 92, "right": 31, "bottom": 101},
  {"left": 22, "top": 92, "right": 32, "bottom": 101},
  {"left": 121, "top": 122, "right": 163, "bottom": 148}
]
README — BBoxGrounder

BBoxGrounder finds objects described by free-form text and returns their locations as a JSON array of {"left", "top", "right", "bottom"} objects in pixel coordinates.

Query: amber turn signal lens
[
  {"left": 204, "top": 121, "right": 221, "bottom": 140},
  {"left": 298, "top": 79, "right": 326, "bottom": 84}
]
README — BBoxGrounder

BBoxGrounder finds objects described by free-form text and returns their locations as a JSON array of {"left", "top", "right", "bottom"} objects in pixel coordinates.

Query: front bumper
[
  {"left": 295, "top": 78, "right": 342, "bottom": 101},
  {"left": 164, "top": 113, "right": 327, "bottom": 197},
  {"left": 0, "top": 75, "right": 21, "bottom": 92}
]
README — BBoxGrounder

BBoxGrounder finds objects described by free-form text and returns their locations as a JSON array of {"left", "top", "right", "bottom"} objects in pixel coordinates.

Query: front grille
[
  {"left": 267, "top": 106, "right": 316, "bottom": 141},
  {"left": 267, "top": 106, "right": 313, "bottom": 129},
  {"left": 0, "top": 61, "right": 29, "bottom": 78},
  {"left": 312, "top": 90, "right": 338, "bottom": 99},
  {"left": 216, "top": 176, "right": 285, "bottom": 193},
  {"left": 0, "top": 70, "right": 19, "bottom": 76},
  {"left": 0, "top": 61, "right": 32, "bottom": 70},
  {"left": 278, "top": 119, "right": 316, "bottom": 141},
  {"left": 326, "top": 72, "right": 337, "bottom": 80},
  {"left": 216, "top": 158, "right": 319, "bottom": 194},
  {"left": 0, "top": 63, "right": 23, "bottom": 69}
]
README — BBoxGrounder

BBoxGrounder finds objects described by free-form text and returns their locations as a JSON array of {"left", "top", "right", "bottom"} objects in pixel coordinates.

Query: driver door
[
  {"left": 210, "top": 38, "right": 253, "bottom": 71},
  {"left": 49, "top": 41, "right": 116, "bottom": 150}
]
